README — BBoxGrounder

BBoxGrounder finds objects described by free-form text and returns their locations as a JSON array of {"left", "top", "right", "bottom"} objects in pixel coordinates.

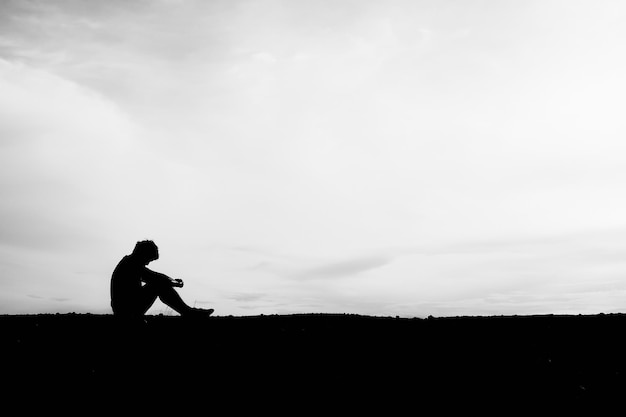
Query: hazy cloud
[
  {"left": 229, "top": 292, "right": 267, "bottom": 303},
  {"left": 27, "top": 294, "right": 70, "bottom": 303},
  {"left": 0, "top": 58, "right": 135, "bottom": 252},
  {"left": 1, "top": 0, "right": 626, "bottom": 315},
  {"left": 292, "top": 256, "right": 393, "bottom": 281},
  {"left": 191, "top": 300, "right": 213, "bottom": 306}
]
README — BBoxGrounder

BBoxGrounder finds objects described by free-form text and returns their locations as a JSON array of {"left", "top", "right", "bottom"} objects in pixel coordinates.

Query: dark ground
[{"left": 3, "top": 313, "right": 626, "bottom": 413}]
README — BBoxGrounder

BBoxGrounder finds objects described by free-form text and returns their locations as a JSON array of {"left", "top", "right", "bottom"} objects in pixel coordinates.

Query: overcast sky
[{"left": 1, "top": 0, "right": 626, "bottom": 316}]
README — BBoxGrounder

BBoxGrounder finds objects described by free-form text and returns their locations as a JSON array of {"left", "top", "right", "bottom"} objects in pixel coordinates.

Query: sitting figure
[{"left": 111, "top": 240, "right": 213, "bottom": 318}]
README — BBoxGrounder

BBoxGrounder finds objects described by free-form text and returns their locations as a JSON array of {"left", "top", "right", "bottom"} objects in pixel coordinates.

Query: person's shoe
[{"left": 183, "top": 307, "right": 214, "bottom": 318}]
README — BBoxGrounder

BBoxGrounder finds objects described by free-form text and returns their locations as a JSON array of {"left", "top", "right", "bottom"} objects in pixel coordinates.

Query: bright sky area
[{"left": 1, "top": 0, "right": 626, "bottom": 316}]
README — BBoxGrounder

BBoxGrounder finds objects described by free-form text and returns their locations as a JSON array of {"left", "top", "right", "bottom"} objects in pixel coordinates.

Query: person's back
[{"left": 110, "top": 255, "right": 145, "bottom": 316}]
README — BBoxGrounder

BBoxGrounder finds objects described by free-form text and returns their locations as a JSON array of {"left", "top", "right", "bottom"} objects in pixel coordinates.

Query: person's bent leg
[
  {"left": 148, "top": 283, "right": 192, "bottom": 315},
  {"left": 144, "top": 282, "right": 214, "bottom": 317},
  {"left": 138, "top": 287, "right": 160, "bottom": 315}
]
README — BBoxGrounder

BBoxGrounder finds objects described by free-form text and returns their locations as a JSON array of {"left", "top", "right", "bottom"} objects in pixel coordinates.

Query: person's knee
[{"left": 145, "top": 280, "right": 170, "bottom": 294}]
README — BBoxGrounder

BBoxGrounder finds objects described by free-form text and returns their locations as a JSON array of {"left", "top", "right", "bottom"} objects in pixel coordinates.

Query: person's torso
[{"left": 110, "top": 255, "right": 145, "bottom": 303}]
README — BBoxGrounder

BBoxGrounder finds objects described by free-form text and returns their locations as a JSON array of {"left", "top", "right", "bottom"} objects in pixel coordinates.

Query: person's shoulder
[
  {"left": 113, "top": 255, "right": 142, "bottom": 276},
  {"left": 115, "top": 255, "right": 136, "bottom": 269}
]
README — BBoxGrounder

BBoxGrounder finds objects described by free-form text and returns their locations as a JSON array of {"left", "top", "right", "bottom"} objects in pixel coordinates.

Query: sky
[{"left": 1, "top": 0, "right": 626, "bottom": 317}]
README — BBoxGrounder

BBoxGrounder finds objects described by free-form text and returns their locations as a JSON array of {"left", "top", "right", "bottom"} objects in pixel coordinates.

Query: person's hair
[{"left": 132, "top": 240, "right": 159, "bottom": 261}]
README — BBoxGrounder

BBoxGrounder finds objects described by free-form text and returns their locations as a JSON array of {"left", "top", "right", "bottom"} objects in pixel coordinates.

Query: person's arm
[{"left": 141, "top": 267, "right": 184, "bottom": 288}]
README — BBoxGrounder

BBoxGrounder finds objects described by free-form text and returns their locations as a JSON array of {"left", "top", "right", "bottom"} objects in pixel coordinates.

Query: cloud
[
  {"left": 292, "top": 255, "right": 393, "bottom": 280},
  {"left": 0, "top": 59, "right": 136, "bottom": 252},
  {"left": 251, "top": 52, "right": 277, "bottom": 64},
  {"left": 1, "top": 0, "right": 626, "bottom": 316},
  {"left": 229, "top": 292, "right": 267, "bottom": 302}
]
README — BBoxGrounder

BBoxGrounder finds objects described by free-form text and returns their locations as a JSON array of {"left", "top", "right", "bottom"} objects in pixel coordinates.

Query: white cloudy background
[{"left": 1, "top": 0, "right": 626, "bottom": 316}]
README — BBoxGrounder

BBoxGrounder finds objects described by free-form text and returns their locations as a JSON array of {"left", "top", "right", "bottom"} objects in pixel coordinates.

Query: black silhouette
[{"left": 110, "top": 240, "right": 213, "bottom": 318}]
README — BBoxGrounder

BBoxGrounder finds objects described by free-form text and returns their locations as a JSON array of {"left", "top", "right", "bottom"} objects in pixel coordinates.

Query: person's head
[{"left": 132, "top": 240, "right": 159, "bottom": 265}]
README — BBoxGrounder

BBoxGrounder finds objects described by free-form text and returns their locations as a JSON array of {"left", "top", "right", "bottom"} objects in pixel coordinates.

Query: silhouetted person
[{"left": 111, "top": 240, "right": 213, "bottom": 318}]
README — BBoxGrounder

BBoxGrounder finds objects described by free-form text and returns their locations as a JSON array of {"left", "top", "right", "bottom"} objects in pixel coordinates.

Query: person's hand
[{"left": 172, "top": 278, "right": 184, "bottom": 288}]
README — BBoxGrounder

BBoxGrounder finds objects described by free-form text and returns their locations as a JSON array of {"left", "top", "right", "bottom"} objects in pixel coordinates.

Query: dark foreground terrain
[{"left": 3, "top": 313, "right": 626, "bottom": 412}]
